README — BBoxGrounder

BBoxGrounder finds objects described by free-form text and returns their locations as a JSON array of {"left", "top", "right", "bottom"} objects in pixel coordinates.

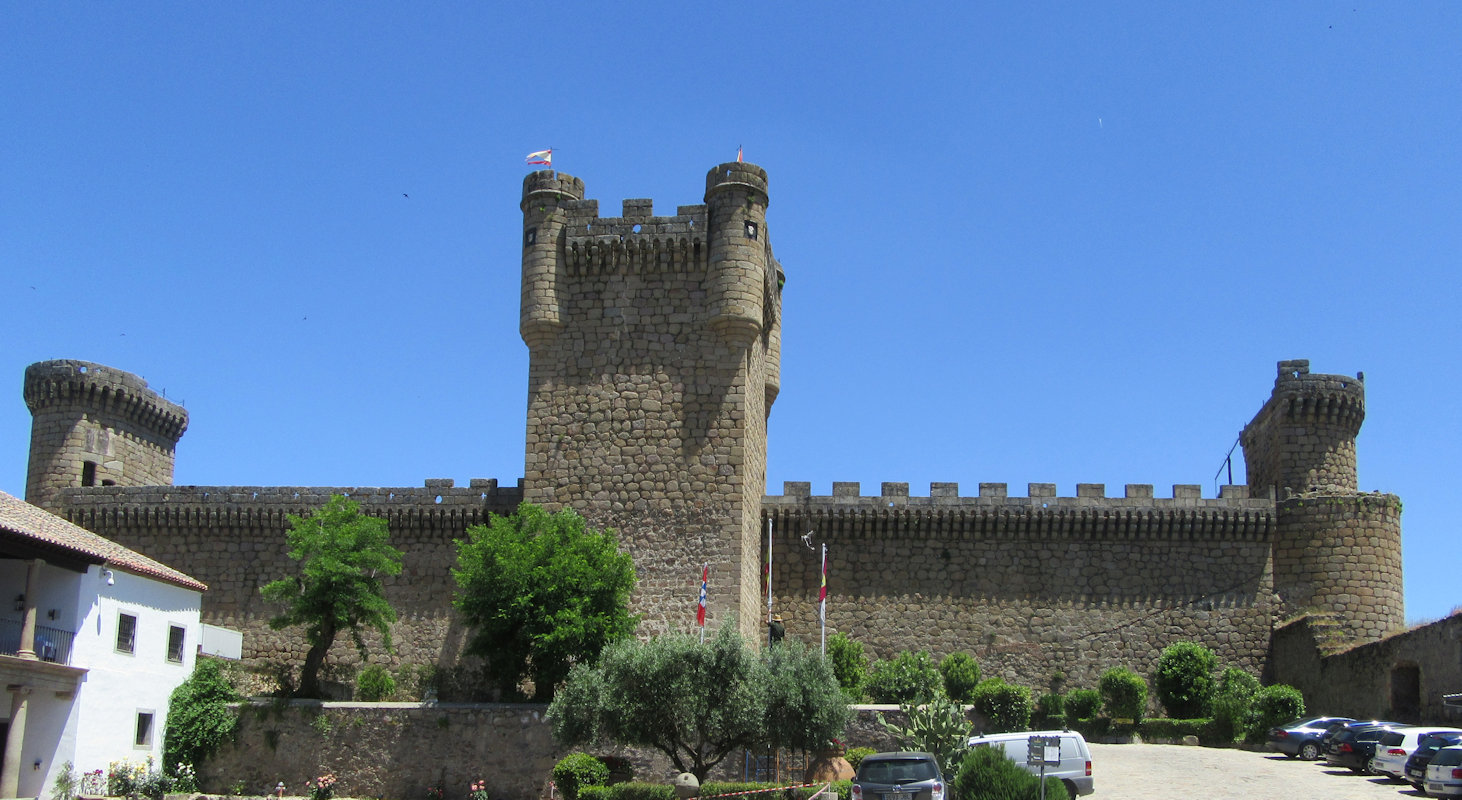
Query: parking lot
[{"left": 1090, "top": 743, "right": 1426, "bottom": 800}]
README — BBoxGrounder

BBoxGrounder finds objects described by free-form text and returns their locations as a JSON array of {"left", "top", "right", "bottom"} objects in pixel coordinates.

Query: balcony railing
[{"left": 0, "top": 617, "right": 76, "bottom": 665}]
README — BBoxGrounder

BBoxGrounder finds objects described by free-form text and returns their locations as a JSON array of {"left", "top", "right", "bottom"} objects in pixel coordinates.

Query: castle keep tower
[
  {"left": 1241, "top": 359, "right": 1403, "bottom": 641},
  {"left": 24, "top": 359, "right": 188, "bottom": 511},
  {"left": 520, "top": 163, "right": 783, "bottom": 640}
]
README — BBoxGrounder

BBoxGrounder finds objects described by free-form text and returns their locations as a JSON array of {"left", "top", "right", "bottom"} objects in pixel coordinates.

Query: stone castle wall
[{"left": 764, "top": 481, "right": 1279, "bottom": 689}]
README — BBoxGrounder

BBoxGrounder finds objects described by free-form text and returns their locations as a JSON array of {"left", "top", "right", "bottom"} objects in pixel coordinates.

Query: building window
[
  {"left": 134, "top": 712, "right": 154, "bottom": 748},
  {"left": 167, "top": 625, "right": 186, "bottom": 663},
  {"left": 116, "top": 613, "right": 137, "bottom": 654},
  {"left": 744, "top": 220, "right": 758, "bottom": 239},
  {"left": 82, "top": 461, "right": 97, "bottom": 486}
]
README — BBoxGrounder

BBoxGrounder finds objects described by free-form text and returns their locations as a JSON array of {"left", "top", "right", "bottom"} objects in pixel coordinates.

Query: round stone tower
[
  {"left": 520, "top": 170, "right": 586, "bottom": 349},
  {"left": 24, "top": 359, "right": 188, "bottom": 511},
  {"left": 1241, "top": 359, "right": 1403, "bottom": 642},
  {"left": 705, "top": 162, "right": 770, "bottom": 345}
]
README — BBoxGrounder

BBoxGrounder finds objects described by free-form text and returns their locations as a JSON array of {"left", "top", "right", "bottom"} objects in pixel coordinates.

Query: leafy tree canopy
[
  {"left": 452, "top": 502, "right": 637, "bottom": 701},
  {"left": 549, "top": 627, "right": 851, "bottom": 780},
  {"left": 260, "top": 494, "right": 402, "bottom": 698},
  {"left": 1153, "top": 641, "right": 1218, "bottom": 719},
  {"left": 163, "top": 659, "right": 240, "bottom": 775}
]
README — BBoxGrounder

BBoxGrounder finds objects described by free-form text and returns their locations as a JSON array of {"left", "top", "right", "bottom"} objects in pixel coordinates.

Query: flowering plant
[
  {"left": 469, "top": 780, "right": 489, "bottom": 800},
  {"left": 81, "top": 769, "right": 106, "bottom": 797},
  {"left": 171, "top": 762, "right": 199, "bottom": 794},
  {"left": 426, "top": 784, "right": 444, "bottom": 800},
  {"left": 306, "top": 773, "right": 338, "bottom": 800}
]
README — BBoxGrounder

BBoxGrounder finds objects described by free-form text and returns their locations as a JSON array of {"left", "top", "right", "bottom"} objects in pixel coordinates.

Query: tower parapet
[
  {"left": 1241, "top": 359, "right": 1365, "bottom": 497},
  {"left": 520, "top": 170, "right": 586, "bottom": 348},
  {"left": 24, "top": 359, "right": 188, "bottom": 510},
  {"left": 705, "top": 162, "right": 771, "bottom": 345}
]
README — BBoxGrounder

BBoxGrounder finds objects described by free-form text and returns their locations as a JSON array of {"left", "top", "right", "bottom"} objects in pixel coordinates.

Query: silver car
[{"left": 1425, "top": 746, "right": 1462, "bottom": 798}]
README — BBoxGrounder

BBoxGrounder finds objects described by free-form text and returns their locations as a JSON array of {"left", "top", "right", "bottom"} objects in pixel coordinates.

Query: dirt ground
[{"left": 1088, "top": 743, "right": 1427, "bottom": 800}]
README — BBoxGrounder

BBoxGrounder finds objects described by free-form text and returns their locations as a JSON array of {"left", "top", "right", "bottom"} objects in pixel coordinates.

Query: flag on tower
[
  {"left": 819, "top": 544, "right": 828, "bottom": 625},
  {"left": 526, "top": 149, "right": 553, "bottom": 166},
  {"left": 696, "top": 564, "right": 709, "bottom": 629},
  {"left": 736, "top": 145, "right": 743, "bottom": 163}
]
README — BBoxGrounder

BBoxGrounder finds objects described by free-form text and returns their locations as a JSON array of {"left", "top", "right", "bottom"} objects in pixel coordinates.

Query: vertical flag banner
[
  {"left": 819, "top": 543, "right": 828, "bottom": 654},
  {"left": 696, "top": 563, "right": 709, "bottom": 641},
  {"left": 765, "top": 519, "right": 773, "bottom": 622},
  {"left": 526, "top": 148, "right": 553, "bottom": 166}
]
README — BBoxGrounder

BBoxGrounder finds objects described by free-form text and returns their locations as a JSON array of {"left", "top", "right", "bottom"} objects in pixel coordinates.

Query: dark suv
[
  {"left": 1406, "top": 732, "right": 1462, "bottom": 789},
  {"left": 851, "top": 752, "right": 944, "bottom": 800}
]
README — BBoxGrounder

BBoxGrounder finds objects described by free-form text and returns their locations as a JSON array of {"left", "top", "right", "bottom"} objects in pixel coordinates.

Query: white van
[{"left": 966, "top": 730, "right": 1094, "bottom": 798}]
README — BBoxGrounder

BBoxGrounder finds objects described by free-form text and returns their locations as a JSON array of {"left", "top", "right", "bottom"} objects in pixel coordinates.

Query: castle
[{"left": 18, "top": 162, "right": 1407, "bottom": 696}]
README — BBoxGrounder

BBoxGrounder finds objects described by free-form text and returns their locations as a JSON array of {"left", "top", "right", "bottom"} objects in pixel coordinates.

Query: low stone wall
[{"left": 205, "top": 703, "right": 920, "bottom": 800}]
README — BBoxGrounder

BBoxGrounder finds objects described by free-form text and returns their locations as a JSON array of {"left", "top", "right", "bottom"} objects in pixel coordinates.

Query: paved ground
[{"left": 1089, "top": 743, "right": 1427, "bottom": 800}]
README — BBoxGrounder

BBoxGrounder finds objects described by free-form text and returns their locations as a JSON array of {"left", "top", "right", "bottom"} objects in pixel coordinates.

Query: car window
[
  {"left": 1433, "top": 749, "right": 1462, "bottom": 767},
  {"left": 1380, "top": 731, "right": 1405, "bottom": 746}
]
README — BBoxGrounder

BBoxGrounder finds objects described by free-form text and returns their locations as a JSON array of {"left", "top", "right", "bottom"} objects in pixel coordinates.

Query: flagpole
[
  {"left": 700, "top": 562, "right": 706, "bottom": 644},
  {"left": 766, "top": 518, "right": 773, "bottom": 625}
]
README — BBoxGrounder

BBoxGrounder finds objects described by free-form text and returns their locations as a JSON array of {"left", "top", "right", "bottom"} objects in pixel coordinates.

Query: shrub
[
  {"left": 939, "top": 652, "right": 981, "bottom": 703},
  {"left": 1098, "top": 667, "right": 1148, "bottom": 722},
  {"left": 1252, "top": 684, "right": 1305, "bottom": 734},
  {"left": 970, "top": 678, "right": 1032, "bottom": 734},
  {"left": 1153, "top": 642, "right": 1217, "bottom": 719},
  {"left": 1064, "top": 688, "right": 1101, "bottom": 720},
  {"left": 356, "top": 664, "right": 397, "bottom": 701},
  {"left": 579, "top": 783, "right": 675, "bottom": 800},
  {"left": 951, "top": 745, "right": 1066, "bottom": 800},
  {"left": 1207, "top": 668, "right": 1261, "bottom": 743},
  {"left": 846, "top": 747, "right": 877, "bottom": 772},
  {"left": 163, "top": 659, "right": 240, "bottom": 776},
  {"left": 826, "top": 633, "right": 869, "bottom": 699},
  {"left": 864, "top": 650, "right": 941, "bottom": 705},
  {"left": 1138, "top": 718, "right": 1208, "bottom": 741},
  {"left": 1033, "top": 691, "right": 1065, "bottom": 729},
  {"left": 553, "top": 754, "right": 609, "bottom": 800}
]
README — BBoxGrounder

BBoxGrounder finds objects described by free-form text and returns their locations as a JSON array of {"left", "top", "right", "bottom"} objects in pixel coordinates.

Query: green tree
[
  {"left": 1153, "top": 641, "right": 1217, "bottom": 718},
  {"left": 260, "top": 494, "right": 403, "bottom": 698},
  {"left": 939, "top": 652, "right": 982, "bottom": 703},
  {"left": 162, "top": 659, "right": 240, "bottom": 777},
  {"left": 826, "top": 632, "right": 869, "bottom": 699},
  {"left": 1098, "top": 667, "right": 1148, "bottom": 722},
  {"left": 549, "top": 627, "right": 850, "bottom": 781},
  {"left": 452, "top": 503, "right": 637, "bottom": 701},
  {"left": 1208, "top": 668, "right": 1261, "bottom": 743}
]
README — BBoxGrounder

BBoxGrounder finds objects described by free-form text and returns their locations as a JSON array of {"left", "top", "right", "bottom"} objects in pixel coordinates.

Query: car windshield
[{"left": 858, "top": 759, "right": 938, "bottom": 783}]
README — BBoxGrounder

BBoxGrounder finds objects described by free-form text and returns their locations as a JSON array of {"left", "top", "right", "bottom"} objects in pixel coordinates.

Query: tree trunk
[{"left": 297, "top": 625, "right": 336, "bottom": 698}]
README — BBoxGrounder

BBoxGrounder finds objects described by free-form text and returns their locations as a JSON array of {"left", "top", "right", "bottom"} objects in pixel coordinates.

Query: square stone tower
[{"left": 518, "top": 163, "right": 783, "bottom": 640}]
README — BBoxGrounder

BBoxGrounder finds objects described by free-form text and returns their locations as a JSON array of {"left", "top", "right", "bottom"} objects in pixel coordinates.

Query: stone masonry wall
[
  {"left": 1272, "top": 492, "right": 1404, "bottom": 643},
  {"left": 56, "top": 481, "right": 522, "bottom": 694},
  {"left": 765, "top": 482, "right": 1278, "bottom": 691}
]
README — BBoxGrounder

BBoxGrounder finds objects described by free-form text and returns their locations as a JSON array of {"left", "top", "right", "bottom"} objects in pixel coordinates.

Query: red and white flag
[
  {"left": 696, "top": 564, "right": 709, "bottom": 628},
  {"left": 818, "top": 544, "right": 828, "bottom": 625},
  {"left": 526, "top": 149, "right": 553, "bottom": 166}
]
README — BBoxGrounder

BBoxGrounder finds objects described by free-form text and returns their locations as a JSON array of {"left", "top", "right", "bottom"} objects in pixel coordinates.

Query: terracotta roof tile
[{"left": 0, "top": 490, "right": 207, "bottom": 592}]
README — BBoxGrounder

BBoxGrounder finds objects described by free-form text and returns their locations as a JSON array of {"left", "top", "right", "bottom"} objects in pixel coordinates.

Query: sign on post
[{"left": 1027, "top": 735, "right": 1061, "bottom": 800}]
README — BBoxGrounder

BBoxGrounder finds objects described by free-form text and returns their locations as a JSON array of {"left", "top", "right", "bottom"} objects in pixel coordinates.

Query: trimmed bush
[
  {"left": 355, "top": 664, "right": 396, "bottom": 701},
  {"left": 970, "top": 678, "right": 1032, "bottom": 733},
  {"left": 865, "top": 650, "right": 942, "bottom": 705},
  {"left": 575, "top": 784, "right": 673, "bottom": 800},
  {"left": 1064, "top": 688, "right": 1101, "bottom": 720},
  {"left": 939, "top": 652, "right": 982, "bottom": 703},
  {"left": 846, "top": 747, "right": 876, "bottom": 772},
  {"left": 1138, "top": 718, "right": 1208, "bottom": 741},
  {"left": 1033, "top": 692, "right": 1065, "bottom": 729},
  {"left": 951, "top": 745, "right": 1066, "bottom": 800},
  {"left": 1207, "top": 668, "right": 1261, "bottom": 743},
  {"left": 827, "top": 633, "right": 869, "bottom": 700},
  {"left": 1098, "top": 667, "right": 1148, "bottom": 723},
  {"left": 1252, "top": 684, "right": 1305, "bottom": 734},
  {"left": 553, "top": 753, "right": 609, "bottom": 800},
  {"left": 1153, "top": 642, "right": 1217, "bottom": 719}
]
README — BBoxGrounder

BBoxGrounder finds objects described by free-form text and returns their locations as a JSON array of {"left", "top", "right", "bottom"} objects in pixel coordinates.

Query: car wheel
[
  {"left": 1300, "top": 742, "right": 1320, "bottom": 760},
  {"left": 1061, "top": 780, "right": 1077, "bottom": 800},
  {"left": 1363, "top": 756, "right": 1375, "bottom": 775}
]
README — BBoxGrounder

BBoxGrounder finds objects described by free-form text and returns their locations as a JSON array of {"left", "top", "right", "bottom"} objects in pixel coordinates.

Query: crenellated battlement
[
  {"left": 1256, "top": 359, "right": 1366, "bottom": 431},
  {"left": 560, "top": 200, "right": 710, "bottom": 275},
  {"left": 25, "top": 359, "right": 189, "bottom": 443},
  {"left": 1243, "top": 359, "right": 1366, "bottom": 495},
  {"left": 769, "top": 480, "right": 1265, "bottom": 504}
]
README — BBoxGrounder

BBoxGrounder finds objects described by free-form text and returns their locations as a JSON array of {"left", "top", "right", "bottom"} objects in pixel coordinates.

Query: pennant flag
[
  {"left": 696, "top": 564, "right": 709, "bottom": 627},
  {"left": 526, "top": 149, "right": 553, "bottom": 166},
  {"left": 819, "top": 545, "right": 828, "bottom": 625},
  {"left": 737, "top": 145, "right": 743, "bottom": 163}
]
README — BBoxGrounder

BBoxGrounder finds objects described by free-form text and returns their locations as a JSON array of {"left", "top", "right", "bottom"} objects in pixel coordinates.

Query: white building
[{"left": 0, "top": 490, "right": 206, "bottom": 800}]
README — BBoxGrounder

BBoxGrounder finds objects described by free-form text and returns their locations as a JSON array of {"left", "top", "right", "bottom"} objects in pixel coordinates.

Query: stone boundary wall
[
  {"left": 1269, "top": 612, "right": 1462, "bottom": 724},
  {"left": 764, "top": 482, "right": 1278, "bottom": 691},
  {"left": 205, "top": 703, "right": 914, "bottom": 800}
]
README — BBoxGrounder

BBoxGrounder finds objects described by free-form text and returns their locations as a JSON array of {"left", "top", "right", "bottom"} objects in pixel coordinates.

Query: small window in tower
[
  {"left": 82, "top": 461, "right": 97, "bottom": 487},
  {"left": 167, "top": 625, "right": 186, "bottom": 663},
  {"left": 524, "top": 228, "right": 537, "bottom": 247},
  {"left": 744, "top": 220, "right": 758, "bottom": 240},
  {"left": 101, "top": 480, "right": 116, "bottom": 486}
]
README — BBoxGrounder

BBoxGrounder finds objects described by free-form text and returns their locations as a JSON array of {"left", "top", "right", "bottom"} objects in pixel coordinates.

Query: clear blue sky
[{"left": 3, "top": 3, "right": 1458, "bottom": 625}]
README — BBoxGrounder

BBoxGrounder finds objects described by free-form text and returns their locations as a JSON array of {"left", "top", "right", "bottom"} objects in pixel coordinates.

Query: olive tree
[
  {"left": 260, "top": 494, "right": 403, "bottom": 698},
  {"left": 550, "top": 627, "right": 851, "bottom": 780}
]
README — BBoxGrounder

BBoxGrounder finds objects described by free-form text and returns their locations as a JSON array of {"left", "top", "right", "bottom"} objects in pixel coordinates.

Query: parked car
[
  {"left": 1406, "top": 732, "right": 1462, "bottom": 789},
  {"left": 1266, "top": 716, "right": 1356, "bottom": 760},
  {"left": 851, "top": 752, "right": 944, "bottom": 800},
  {"left": 1319, "top": 719, "right": 1400, "bottom": 755},
  {"left": 1425, "top": 746, "right": 1462, "bottom": 797},
  {"left": 1324, "top": 723, "right": 1399, "bottom": 773},
  {"left": 967, "top": 730, "right": 1094, "bottom": 798},
  {"left": 1372, "top": 727, "right": 1462, "bottom": 782}
]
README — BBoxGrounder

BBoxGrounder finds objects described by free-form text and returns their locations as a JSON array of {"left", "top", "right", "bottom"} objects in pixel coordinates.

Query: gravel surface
[{"left": 1087, "top": 743, "right": 1425, "bottom": 800}]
